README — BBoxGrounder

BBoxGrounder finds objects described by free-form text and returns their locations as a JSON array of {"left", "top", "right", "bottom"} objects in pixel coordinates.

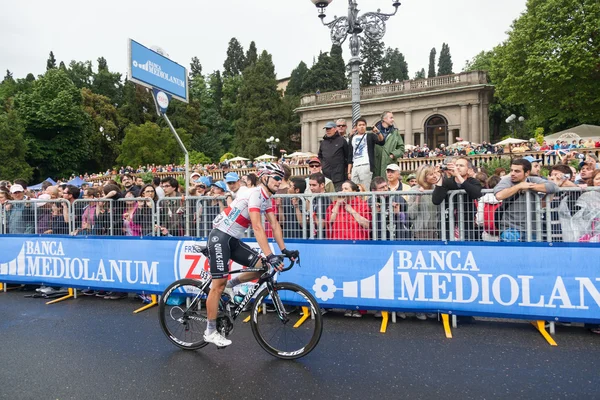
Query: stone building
[{"left": 295, "top": 71, "right": 494, "bottom": 152}]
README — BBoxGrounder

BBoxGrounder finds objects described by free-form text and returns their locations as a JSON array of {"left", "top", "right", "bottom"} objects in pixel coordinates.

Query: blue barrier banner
[
  {"left": 1, "top": 236, "right": 599, "bottom": 323},
  {"left": 128, "top": 39, "right": 188, "bottom": 102}
]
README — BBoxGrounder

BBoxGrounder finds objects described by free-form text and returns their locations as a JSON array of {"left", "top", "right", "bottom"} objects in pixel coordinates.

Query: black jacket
[
  {"left": 432, "top": 176, "right": 482, "bottom": 240},
  {"left": 318, "top": 132, "right": 349, "bottom": 184}
]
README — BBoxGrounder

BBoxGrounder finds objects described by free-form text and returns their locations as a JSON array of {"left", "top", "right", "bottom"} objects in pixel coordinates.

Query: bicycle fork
[{"left": 266, "top": 281, "right": 289, "bottom": 324}]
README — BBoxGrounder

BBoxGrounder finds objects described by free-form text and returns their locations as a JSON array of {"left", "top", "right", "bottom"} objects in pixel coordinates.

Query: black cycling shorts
[{"left": 207, "top": 229, "right": 260, "bottom": 279}]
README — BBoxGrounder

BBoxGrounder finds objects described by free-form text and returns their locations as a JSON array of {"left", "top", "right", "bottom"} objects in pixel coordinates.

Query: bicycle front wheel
[
  {"left": 159, "top": 279, "right": 210, "bottom": 350},
  {"left": 251, "top": 282, "right": 323, "bottom": 359}
]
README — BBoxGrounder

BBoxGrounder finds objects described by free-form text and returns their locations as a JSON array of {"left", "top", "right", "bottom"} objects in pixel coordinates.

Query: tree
[
  {"left": 234, "top": 50, "right": 285, "bottom": 157},
  {"left": 67, "top": 61, "right": 93, "bottom": 89},
  {"left": 414, "top": 68, "right": 426, "bottom": 79},
  {"left": 491, "top": 0, "right": 600, "bottom": 130},
  {"left": 223, "top": 38, "right": 246, "bottom": 77},
  {"left": 437, "top": 43, "right": 454, "bottom": 76},
  {"left": 428, "top": 48, "right": 436, "bottom": 78},
  {"left": 329, "top": 44, "right": 347, "bottom": 89},
  {"left": 117, "top": 122, "right": 190, "bottom": 166},
  {"left": 245, "top": 41, "right": 258, "bottom": 69},
  {"left": 46, "top": 51, "right": 57, "bottom": 70},
  {"left": 16, "top": 68, "right": 92, "bottom": 178},
  {"left": 208, "top": 70, "right": 223, "bottom": 112},
  {"left": 81, "top": 88, "right": 120, "bottom": 172},
  {"left": 382, "top": 47, "right": 409, "bottom": 83},
  {"left": 286, "top": 61, "right": 310, "bottom": 97},
  {"left": 189, "top": 56, "right": 203, "bottom": 82},
  {"left": 360, "top": 37, "right": 385, "bottom": 86},
  {"left": 0, "top": 111, "right": 33, "bottom": 181},
  {"left": 3, "top": 70, "right": 14, "bottom": 83},
  {"left": 92, "top": 57, "right": 123, "bottom": 106},
  {"left": 303, "top": 50, "right": 348, "bottom": 94}
]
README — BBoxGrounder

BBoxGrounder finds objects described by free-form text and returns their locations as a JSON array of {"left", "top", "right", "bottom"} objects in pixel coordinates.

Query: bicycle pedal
[{"left": 216, "top": 345, "right": 227, "bottom": 350}]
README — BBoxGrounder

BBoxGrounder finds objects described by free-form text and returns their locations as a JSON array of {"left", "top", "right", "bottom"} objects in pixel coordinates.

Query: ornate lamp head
[{"left": 311, "top": 0, "right": 333, "bottom": 18}]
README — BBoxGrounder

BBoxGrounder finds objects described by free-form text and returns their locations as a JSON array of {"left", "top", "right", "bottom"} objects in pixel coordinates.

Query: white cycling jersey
[{"left": 212, "top": 186, "right": 274, "bottom": 238}]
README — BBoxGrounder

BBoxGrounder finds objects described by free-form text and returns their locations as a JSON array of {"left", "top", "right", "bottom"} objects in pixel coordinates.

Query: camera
[
  {"left": 441, "top": 156, "right": 454, "bottom": 171},
  {"left": 575, "top": 153, "right": 586, "bottom": 160}
]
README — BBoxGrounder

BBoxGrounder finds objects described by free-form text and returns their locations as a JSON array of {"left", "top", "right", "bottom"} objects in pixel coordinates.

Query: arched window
[{"left": 424, "top": 115, "right": 448, "bottom": 149}]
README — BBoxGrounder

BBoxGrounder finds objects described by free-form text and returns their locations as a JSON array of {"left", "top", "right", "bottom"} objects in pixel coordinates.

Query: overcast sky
[{"left": 1, "top": 0, "right": 527, "bottom": 81}]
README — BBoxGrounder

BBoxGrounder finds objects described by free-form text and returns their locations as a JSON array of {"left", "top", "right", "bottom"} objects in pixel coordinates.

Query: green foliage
[
  {"left": 183, "top": 150, "right": 212, "bottom": 165},
  {"left": 491, "top": 0, "right": 600, "bottom": 131},
  {"left": 46, "top": 51, "right": 57, "bottom": 71},
  {"left": 0, "top": 111, "right": 33, "bottom": 181},
  {"left": 220, "top": 152, "right": 235, "bottom": 162},
  {"left": 414, "top": 68, "right": 426, "bottom": 79},
  {"left": 67, "top": 61, "right": 93, "bottom": 89},
  {"left": 16, "top": 68, "right": 92, "bottom": 179},
  {"left": 81, "top": 88, "right": 120, "bottom": 172},
  {"left": 360, "top": 37, "right": 385, "bottom": 86},
  {"left": 223, "top": 38, "right": 246, "bottom": 78},
  {"left": 428, "top": 48, "right": 436, "bottom": 78},
  {"left": 302, "top": 46, "right": 347, "bottom": 94},
  {"left": 234, "top": 50, "right": 286, "bottom": 158},
  {"left": 117, "top": 121, "right": 190, "bottom": 166},
  {"left": 92, "top": 57, "right": 123, "bottom": 106},
  {"left": 437, "top": 43, "right": 453, "bottom": 76},
  {"left": 382, "top": 48, "right": 409, "bottom": 83},
  {"left": 189, "top": 57, "right": 202, "bottom": 81},
  {"left": 245, "top": 41, "right": 258, "bottom": 68},
  {"left": 534, "top": 127, "right": 545, "bottom": 145},
  {"left": 139, "top": 171, "right": 154, "bottom": 184},
  {"left": 286, "top": 61, "right": 310, "bottom": 97},
  {"left": 479, "top": 157, "right": 512, "bottom": 177}
]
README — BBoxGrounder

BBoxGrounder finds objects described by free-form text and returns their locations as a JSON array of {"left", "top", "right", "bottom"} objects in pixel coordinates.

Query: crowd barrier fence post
[
  {"left": 532, "top": 320, "right": 558, "bottom": 346},
  {"left": 46, "top": 288, "right": 75, "bottom": 305},
  {"left": 133, "top": 294, "right": 159, "bottom": 314},
  {"left": 379, "top": 311, "right": 389, "bottom": 333},
  {"left": 441, "top": 314, "right": 453, "bottom": 338}
]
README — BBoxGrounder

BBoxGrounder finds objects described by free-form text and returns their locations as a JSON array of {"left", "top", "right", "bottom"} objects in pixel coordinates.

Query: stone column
[
  {"left": 404, "top": 111, "right": 413, "bottom": 145},
  {"left": 301, "top": 122, "right": 309, "bottom": 152},
  {"left": 471, "top": 104, "right": 480, "bottom": 144},
  {"left": 310, "top": 122, "right": 319, "bottom": 154},
  {"left": 460, "top": 105, "right": 469, "bottom": 142},
  {"left": 420, "top": 132, "right": 425, "bottom": 147},
  {"left": 482, "top": 103, "right": 490, "bottom": 143}
]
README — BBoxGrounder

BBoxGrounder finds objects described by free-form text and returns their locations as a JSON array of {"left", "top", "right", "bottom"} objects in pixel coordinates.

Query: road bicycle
[{"left": 158, "top": 247, "right": 323, "bottom": 360}]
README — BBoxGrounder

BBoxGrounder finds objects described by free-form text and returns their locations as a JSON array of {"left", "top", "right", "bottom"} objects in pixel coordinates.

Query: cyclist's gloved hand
[
  {"left": 266, "top": 254, "right": 284, "bottom": 271},
  {"left": 281, "top": 248, "right": 299, "bottom": 260}
]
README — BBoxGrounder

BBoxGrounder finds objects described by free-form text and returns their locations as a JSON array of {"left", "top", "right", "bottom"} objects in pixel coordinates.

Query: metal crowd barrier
[{"left": 2, "top": 188, "right": 600, "bottom": 243}]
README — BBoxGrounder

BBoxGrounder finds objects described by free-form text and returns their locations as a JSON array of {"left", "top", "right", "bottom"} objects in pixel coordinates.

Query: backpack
[{"left": 484, "top": 202, "right": 501, "bottom": 235}]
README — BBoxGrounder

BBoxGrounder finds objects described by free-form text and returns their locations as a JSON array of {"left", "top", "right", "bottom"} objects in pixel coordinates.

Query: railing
[
  {"left": 3, "top": 188, "right": 599, "bottom": 244},
  {"left": 299, "top": 71, "right": 487, "bottom": 107}
]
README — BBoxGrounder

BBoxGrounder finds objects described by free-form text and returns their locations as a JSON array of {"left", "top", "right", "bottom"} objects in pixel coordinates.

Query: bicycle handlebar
[{"left": 262, "top": 253, "right": 299, "bottom": 279}]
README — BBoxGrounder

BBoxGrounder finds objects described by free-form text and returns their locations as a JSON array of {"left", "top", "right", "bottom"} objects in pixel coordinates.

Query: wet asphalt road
[{"left": 1, "top": 290, "right": 599, "bottom": 400}]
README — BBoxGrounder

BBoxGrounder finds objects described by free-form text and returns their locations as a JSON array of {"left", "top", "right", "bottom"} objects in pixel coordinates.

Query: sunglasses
[
  {"left": 337, "top": 124, "right": 346, "bottom": 127},
  {"left": 309, "top": 164, "right": 320, "bottom": 168},
  {"left": 271, "top": 176, "right": 282, "bottom": 182},
  {"left": 196, "top": 185, "right": 207, "bottom": 189}
]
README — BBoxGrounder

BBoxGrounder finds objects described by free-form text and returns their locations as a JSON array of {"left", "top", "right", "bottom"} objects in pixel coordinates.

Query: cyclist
[{"left": 204, "top": 163, "right": 299, "bottom": 347}]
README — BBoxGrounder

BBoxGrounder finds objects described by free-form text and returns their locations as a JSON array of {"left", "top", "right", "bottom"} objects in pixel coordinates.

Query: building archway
[{"left": 425, "top": 115, "right": 448, "bottom": 149}]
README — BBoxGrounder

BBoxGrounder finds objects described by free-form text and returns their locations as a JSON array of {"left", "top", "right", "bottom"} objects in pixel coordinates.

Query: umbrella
[
  {"left": 494, "top": 138, "right": 528, "bottom": 146},
  {"left": 228, "top": 156, "right": 250, "bottom": 162},
  {"left": 255, "top": 154, "right": 277, "bottom": 161},
  {"left": 448, "top": 140, "right": 478, "bottom": 149}
]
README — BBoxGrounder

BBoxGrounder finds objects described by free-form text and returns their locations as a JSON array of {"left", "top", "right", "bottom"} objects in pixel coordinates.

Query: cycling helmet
[{"left": 257, "top": 163, "right": 285, "bottom": 179}]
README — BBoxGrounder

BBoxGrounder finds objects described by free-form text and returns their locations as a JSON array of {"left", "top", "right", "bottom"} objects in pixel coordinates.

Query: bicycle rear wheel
[
  {"left": 251, "top": 282, "right": 323, "bottom": 359},
  {"left": 159, "top": 279, "right": 210, "bottom": 350}
]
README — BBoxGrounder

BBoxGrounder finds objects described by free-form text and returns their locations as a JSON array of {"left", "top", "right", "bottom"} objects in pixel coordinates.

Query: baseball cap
[
  {"left": 523, "top": 156, "right": 542, "bottom": 163},
  {"left": 190, "top": 171, "right": 201, "bottom": 179},
  {"left": 308, "top": 157, "right": 321, "bottom": 166},
  {"left": 386, "top": 163, "right": 401, "bottom": 172},
  {"left": 211, "top": 181, "right": 228, "bottom": 192},
  {"left": 36, "top": 193, "right": 51, "bottom": 207},
  {"left": 194, "top": 176, "right": 211, "bottom": 187},
  {"left": 224, "top": 172, "right": 240, "bottom": 183},
  {"left": 323, "top": 121, "right": 337, "bottom": 129},
  {"left": 10, "top": 184, "right": 24, "bottom": 193},
  {"left": 407, "top": 174, "right": 416, "bottom": 180}
]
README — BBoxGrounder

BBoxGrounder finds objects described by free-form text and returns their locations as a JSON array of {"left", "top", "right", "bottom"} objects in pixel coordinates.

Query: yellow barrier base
[
  {"left": 294, "top": 306, "right": 310, "bottom": 328},
  {"left": 46, "top": 288, "right": 75, "bottom": 305},
  {"left": 441, "top": 314, "right": 453, "bottom": 339},
  {"left": 0, "top": 282, "right": 3, "bottom": 291},
  {"left": 133, "top": 294, "right": 158, "bottom": 314},
  {"left": 532, "top": 320, "right": 558, "bottom": 346},
  {"left": 244, "top": 306, "right": 261, "bottom": 323},
  {"left": 380, "top": 311, "right": 389, "bottom": 333}
]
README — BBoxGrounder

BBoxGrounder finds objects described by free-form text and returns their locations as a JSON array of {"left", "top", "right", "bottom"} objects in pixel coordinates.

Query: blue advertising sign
[
  {"left": 128, "top": 39, "right": 188, "bottom": 102},
  {"left": 1, "top": 237, "right": 599, "bottom": 323}
]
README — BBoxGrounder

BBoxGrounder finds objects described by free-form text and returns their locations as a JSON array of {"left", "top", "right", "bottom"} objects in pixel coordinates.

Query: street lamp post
[
  {"left": 505, "top": 114, "right": 525, "bottom": 136},
  {"left": 310, "top": 0, "right": 401, "bottom": 126},
  {"left": 266, "top": 136, "right": 280, "bottom": 157}
]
